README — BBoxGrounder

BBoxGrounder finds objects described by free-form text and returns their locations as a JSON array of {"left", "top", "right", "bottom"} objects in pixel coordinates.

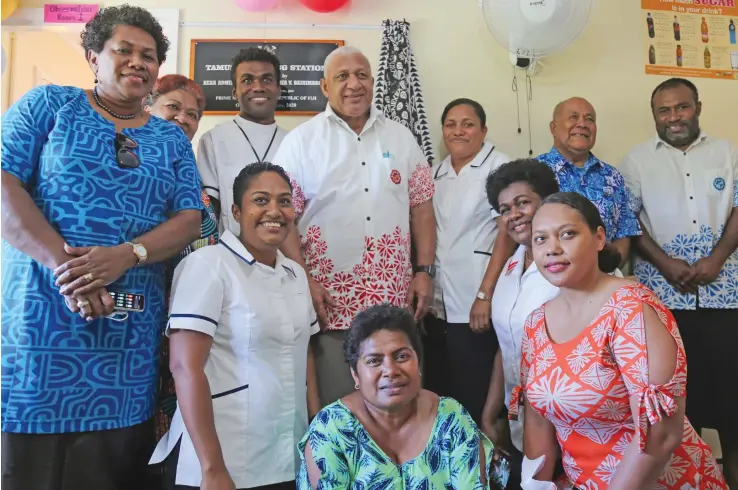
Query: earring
[{"left": 354, "top": 383, "right": 359, "bottom": 390}]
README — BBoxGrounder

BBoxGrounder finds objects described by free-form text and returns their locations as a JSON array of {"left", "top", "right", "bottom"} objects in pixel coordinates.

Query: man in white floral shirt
[
  {"left": 274, "top": 46, "right": 437, "bottom": 406},
  {"left": 620, "top": 77, "right": 738, "bottom": 488}
]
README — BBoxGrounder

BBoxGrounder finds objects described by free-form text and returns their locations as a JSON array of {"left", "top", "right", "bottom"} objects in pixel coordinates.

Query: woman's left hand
[{"left": 54, "top": 243, "right": 137, "bottom": 297}]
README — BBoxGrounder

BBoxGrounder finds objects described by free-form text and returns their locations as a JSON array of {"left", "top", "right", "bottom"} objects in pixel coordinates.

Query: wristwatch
[
  {"left": 413, "top": 265, "right": 436, "bottom": 278},
  {"left": 126, "top": 241, "right": 148, "bottom": 266},
  {"left": 476, "top": 291, "right": 492, "bottom": 302}
]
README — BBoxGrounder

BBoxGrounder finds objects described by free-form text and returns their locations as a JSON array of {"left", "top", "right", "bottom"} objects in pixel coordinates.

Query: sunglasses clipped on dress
[{"left": 114, "top": 133, "right": 140, "bottom": 169}]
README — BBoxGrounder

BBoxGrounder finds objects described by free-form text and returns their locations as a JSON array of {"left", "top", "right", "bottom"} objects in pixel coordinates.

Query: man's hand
[
  {"left": 659, "top": 258, "right": 697, "bottom": 294},
  {"left": 406, "top": 272, "right": 433, "bottom": 322},
  {"left": 469, "top": 298, "right": 492, "bottom": 333},
  {"left": 54, "top": 243, "right": 137, "bottom": 297},
  {"left": 690, "top": 255, "right": 723, "bottom": 287},
  {"left": 309, "top": 278, "right": 337, "bottom": 328}
]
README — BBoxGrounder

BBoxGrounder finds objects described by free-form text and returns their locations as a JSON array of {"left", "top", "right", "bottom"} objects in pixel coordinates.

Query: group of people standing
[{"left": 1, "top": 4, "right": 736, "bottom": 490}]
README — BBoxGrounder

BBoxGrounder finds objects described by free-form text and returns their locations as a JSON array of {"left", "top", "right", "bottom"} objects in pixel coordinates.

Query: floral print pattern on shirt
[
  {"left": 537, "top": 147, "right": 641, "bottom": 242},
  {"left": 289, "top": 161, "right": 433, "bottom": 330},
  {"left": 297, "top": 397, "right": 498, "bottom": 489},
  {"left": 516, "top": 284, "right": 726, "bottom": 490}
]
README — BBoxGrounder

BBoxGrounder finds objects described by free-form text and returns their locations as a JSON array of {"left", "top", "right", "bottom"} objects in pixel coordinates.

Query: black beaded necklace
[{"left": 92, "top": 86, "right": 139, "bottom": 120}]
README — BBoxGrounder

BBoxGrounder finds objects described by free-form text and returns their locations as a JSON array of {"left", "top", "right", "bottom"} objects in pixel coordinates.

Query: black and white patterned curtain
[{"left": 374, "top": 19, "right": 435, "bottom": 164}]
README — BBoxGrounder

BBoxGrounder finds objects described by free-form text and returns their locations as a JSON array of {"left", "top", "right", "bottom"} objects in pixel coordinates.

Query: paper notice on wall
[{"left": 642, "top": 0, "right": 738, "bottom": 80}]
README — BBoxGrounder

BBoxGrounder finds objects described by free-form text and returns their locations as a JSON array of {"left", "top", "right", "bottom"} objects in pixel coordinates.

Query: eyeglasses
[{"left": 115, "top": 133, "right": 140, "bottom": 169}]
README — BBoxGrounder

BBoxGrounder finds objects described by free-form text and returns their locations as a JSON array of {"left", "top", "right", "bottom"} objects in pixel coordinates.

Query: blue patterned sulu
[
  {"left": 1, "top": 85, "right": 202, "bottom": 434},
  {"left": 536, "top": 147, "right": 642, "bottom": 242}
]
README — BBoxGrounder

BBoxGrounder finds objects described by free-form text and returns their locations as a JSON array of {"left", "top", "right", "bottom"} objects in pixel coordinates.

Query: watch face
[{"left": 134, "top": 244, "right": 147, "bottom": 258}]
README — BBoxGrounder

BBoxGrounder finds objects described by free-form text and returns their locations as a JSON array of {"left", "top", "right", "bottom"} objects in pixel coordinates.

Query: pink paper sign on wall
[{"left": 43, "top": 4, "right": 99, "bottom": 23}]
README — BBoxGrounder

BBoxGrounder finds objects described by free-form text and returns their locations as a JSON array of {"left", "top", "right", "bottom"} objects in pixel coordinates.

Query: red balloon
[{"left": 299, "top": 0, "right": 349, "bottom": 13}]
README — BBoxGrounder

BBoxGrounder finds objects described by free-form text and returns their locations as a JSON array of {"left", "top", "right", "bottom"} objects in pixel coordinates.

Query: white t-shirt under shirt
[{"left": 197, "top": 116, "right": 288, "bottom": 236}]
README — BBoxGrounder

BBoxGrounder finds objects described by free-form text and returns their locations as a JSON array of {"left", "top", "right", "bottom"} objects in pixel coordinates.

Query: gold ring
[
  {"left": 83, "top": 273, "right": 94, "bottom": 283},
  {"left": 77, "top": 300, "right": 90, "bottom": 308}
]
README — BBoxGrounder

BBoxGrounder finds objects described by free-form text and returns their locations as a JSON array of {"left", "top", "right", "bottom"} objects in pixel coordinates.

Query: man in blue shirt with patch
[{"left": 536, "top": 97, "right": 641, "bottom": 264}]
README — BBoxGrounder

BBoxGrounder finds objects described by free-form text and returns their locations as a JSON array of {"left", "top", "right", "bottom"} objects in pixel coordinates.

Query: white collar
[
  {"left": 434, "top": 141, "right": 497, "bottom": 180},
  {"left": 219, "top": 230, "right": 295, "bottom": 278},
  {"left": 653, "top": 131, "right": 709, "bottom": 151},
  {"left": 322, "top": 103, "right": 384, "bottom": 133}
]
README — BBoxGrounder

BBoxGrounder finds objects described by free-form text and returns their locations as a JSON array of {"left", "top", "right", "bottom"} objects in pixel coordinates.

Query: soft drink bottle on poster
[
  {"left": 647, "top": 13, "right": 655, "bottom": 38},
  {"left": 730, "top": 19, "right": 736, "bottom": 44},
  {"left": 649, "top": 45, "right": 656, "bottom": 64},
  {"left": 702, "top": 17, "right": 709, "bottom": 43},
  {"left": 677, "top": 45, "right": 683, "bottom": 67},
  {"left": 674, "top": 16, "right": 681, "bottom": 41},
  {"left": 704, "top": 46, "right": 711, "bottom": 68}
]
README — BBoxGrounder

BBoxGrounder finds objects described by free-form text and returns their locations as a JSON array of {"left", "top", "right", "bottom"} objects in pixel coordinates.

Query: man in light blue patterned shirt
[
  {"left": 536, "top": 97, "right": 641, "bottom": 266},
  {"left": 619, "top": 78, "right": 738, "bottom": 488}
]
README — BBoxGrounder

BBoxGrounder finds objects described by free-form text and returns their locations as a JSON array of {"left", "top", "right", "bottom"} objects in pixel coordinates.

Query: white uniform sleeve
[
  {"left": 196, "top": 131, "right": 220, "bottom": 201},
  {"left": 167, "top": 254, "right": 224, "bottom": 337},
  {"left": 273, "top": 131, "right": 307, "bottom": 216},
  {"left": 297, "top": 268, "right": 320, "bottom": 335}
]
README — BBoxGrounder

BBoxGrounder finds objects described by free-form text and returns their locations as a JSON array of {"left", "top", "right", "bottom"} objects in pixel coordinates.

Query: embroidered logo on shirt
[
  {"left": 714, "top": 177, "right": 726, "bottom": 191},
  {"left": 390, "top": 169, "right": 402, "bottom": 185},
  {"left": 383, "top": 151, "right": 393, "bottom": 159},
  {"left": 506, "top": 260, "right": 519, "bottom": 275}
]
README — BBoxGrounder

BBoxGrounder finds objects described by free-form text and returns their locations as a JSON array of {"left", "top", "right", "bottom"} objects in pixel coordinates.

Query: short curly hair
[
  {"left": 144, "top": 75, "right": 206, "bottom": 113},
  {"left": 80, "top": 4, "right": 169, "bottom": 65},
  {"left": 486, "top": 158, "right": 560, "bottom": 213},
  {"left": 230, "top": 47, "right": 282, "bottom": 86},
  {"left": 343, "top": 304, "right": 423, "bottom": 372}
]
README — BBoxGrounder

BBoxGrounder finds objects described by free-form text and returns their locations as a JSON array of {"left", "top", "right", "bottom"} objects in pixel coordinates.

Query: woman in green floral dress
[{"left": 298, "top": 304, "right": 507, "bottom": 489}]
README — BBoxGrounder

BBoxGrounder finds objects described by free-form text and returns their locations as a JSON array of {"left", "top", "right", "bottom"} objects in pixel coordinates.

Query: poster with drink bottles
[{"left": 642, "top": 0, "right": 738, "bottom": 80}]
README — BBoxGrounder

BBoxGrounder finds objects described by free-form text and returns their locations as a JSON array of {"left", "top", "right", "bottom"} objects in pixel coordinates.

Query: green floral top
[{"left": 297, "top": 397, "right": 496, "bottom": 489}]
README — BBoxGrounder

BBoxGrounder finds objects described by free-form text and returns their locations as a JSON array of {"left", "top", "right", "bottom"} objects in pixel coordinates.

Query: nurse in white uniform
[
  {"left": 425, "top": 98, "right": 512, "bottom": 425},
  {"left": 150, "top": 162, "right": 321, "bottom": 490},
  {"left": 479, "top": 158, "right": 561, "bottom": 489}
]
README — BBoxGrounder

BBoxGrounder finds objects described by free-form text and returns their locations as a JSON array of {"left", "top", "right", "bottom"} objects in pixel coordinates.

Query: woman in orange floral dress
[{"left": 510, "top": 192, "right": 727, "bottom": 490}]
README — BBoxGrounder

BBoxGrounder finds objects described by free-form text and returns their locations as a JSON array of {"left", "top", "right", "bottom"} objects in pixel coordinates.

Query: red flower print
[
  {"left": 318, "top": 257, "right": 334, "bottom": 276},
  {"left": 331, "top": 271, "right": 355, "bottom": 294},
  {"left": 363, "top": 280, "right": 385, "bottom": 305},
  {"left": 286, "top": 173, "right": 306, "bottom": 215},
  {"left": 376, "top": 234, "right": 397, "bottom": 259},
  {"left": 306, "top": 225, "right": 321, "bottom": 242},
  {"left": 314, "top": 240, "right": 328, "bottom": 256},
  {"left": 409, "top": 162, "right": 434, "bottom": 207}
]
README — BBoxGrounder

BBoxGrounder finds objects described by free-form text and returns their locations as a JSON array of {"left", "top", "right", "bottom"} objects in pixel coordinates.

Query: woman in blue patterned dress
[
  {"left": 299, "top": 304, "right": 508, "bottom": 489},
  {"left": 0, "top": 5, "right": 202, "bottom": 490}
]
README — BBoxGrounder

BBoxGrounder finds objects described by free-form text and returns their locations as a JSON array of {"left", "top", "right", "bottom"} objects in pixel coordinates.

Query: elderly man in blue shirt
[
  {"left": 536, "top": 97, "right": 641, "bottom": 262},
  {"left": 474, "top": 98, "right": 640, "bottom": 326}
]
